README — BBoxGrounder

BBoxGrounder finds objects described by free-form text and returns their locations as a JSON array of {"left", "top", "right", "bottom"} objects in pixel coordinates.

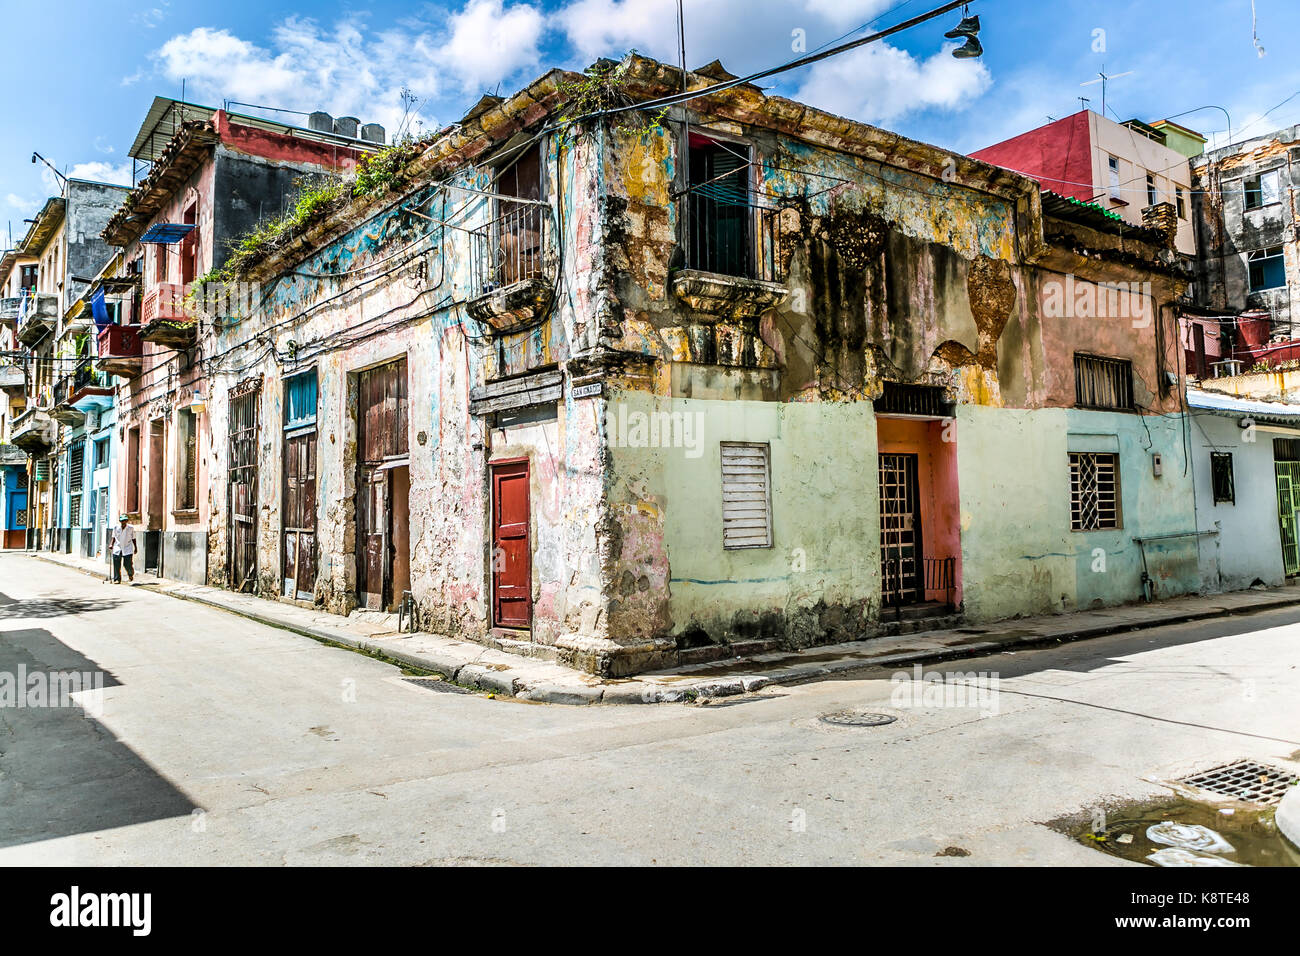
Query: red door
[{"left": 491, "top": 460, "right": 531, "bottom": 628}]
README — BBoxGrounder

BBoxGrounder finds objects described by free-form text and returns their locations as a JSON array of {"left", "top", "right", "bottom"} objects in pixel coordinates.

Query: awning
[
  {"left": 139, "top": 222, "right": 195, "bottom": 244},
  {"left": 1187, "top": 388, "right": 1300, "bottom": 425}
]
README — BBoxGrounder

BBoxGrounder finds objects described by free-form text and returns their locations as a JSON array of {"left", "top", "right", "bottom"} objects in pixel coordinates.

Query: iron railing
[
  {"left": 469, "top": 198, "right": 551, "bottom": 296},
  {"left": 682, "top": 192, "right": 782, "bottom": 282}
]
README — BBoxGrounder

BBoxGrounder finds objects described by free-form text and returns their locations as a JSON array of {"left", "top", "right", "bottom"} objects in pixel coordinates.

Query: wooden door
[
  {"left": 491, "top": 459, "right": 531, "bottom": 628},
  {"left": 283, "top": 429, "right": 317, "bottom": 600},
  {"left": 228, "top": 390, "right": 259, "bottom": 592},
  {"left": 355, "top": 358, "right": 408, "bottom": 611}
]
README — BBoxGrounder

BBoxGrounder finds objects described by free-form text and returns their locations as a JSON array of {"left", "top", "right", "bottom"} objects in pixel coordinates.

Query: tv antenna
[{"left": 1081, "top": 64, "right": 1134, "bottom": 117}]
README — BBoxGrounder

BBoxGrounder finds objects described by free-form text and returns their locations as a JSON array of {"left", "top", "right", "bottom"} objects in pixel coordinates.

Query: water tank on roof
[
  {"left": 333, "top": 116, "right": 359, "bottom": 138},
  {"left": 361, "top": 123, "right": 386, "bottom": 145},
  {"left": 308, "top": 111, "right": 334, "bottom": 133}
]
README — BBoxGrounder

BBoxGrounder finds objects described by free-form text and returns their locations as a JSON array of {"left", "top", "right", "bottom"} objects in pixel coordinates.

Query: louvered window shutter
[{"left": 720, "top": 442, "right": 772, "bottom": 549}]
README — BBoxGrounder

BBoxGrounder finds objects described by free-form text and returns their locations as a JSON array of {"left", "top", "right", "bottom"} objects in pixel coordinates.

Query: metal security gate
[
  {"left": 1276, "top": 461, "right": 1300, "bottom": 576},
  {"left": 283, "top": 430, "right": 317, "bottom": 600},
  {"left": 228, "top": 388, "right": 259, "bottom": 592},
  {"left": 879, "top": 452, "right": 923, "bottom": 606}
]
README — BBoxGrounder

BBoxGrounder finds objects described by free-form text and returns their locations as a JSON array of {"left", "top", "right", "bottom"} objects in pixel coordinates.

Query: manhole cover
[
  {"left": 402, "top": 677, "right": 470, "bottom": 695},
  {"left": 818, "top": 711, "right": 897, "bottom": 727},
  {"left": 1177, "top": 760, "right": 1299, "bottom": 806}
]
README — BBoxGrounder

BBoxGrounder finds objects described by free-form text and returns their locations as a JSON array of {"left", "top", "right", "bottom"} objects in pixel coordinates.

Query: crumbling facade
[
  {"left": 1191, "top": 124, "right": 1300, "bottom": 370},
  {"left": 99, "top": 100, "right": 379, "bottom": 584},
  {"left": 180, "top": 55, "right": 1199, "bottom": 677}
]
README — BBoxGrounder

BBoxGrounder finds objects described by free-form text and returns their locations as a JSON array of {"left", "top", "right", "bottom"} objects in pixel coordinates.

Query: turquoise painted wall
[{"left": 957, "top": 404, "right": 1199, "bottom": 621}]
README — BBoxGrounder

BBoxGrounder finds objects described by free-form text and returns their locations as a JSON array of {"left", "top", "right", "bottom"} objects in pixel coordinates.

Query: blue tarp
[{"left": 90, "top": 288, "right": 110, "bottom": 329}]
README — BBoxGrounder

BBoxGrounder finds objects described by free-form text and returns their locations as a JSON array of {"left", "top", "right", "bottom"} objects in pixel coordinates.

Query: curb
[{"left": 27, "top": 551, "right": 1300, "bottom": 706}]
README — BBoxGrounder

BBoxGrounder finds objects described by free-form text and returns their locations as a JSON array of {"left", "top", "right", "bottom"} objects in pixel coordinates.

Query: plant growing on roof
[
  {"left": 352, "top": 133, "right": 430, "bottom": 198},
  {"left": 556, "top": 54, "right": 669, "bottom": 148},
  {"left": 219, "top": 176, "right": 349, "bottom": 277}
]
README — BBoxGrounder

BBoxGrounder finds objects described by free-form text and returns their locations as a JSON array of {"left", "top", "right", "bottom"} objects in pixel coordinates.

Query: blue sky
[{"left": 2, "top": 0, "right": 1298, "bottom": 240}]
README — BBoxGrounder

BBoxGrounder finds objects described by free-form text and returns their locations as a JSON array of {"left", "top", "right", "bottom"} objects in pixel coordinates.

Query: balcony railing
[
  {"left": 140, "top": 283, "right": 197, "bottom": 347},
  {"left": 683, "top": 193, "right": 782, "bottom": 283},
  {"left": 15, "top": 292, "right": 58, "bottom": 345},
  {"left": 96, "top": 324, "right": 144, "bottom": 378},
  {"left": 469, "top": 199, "right": 552, "bottom": 296},
  {"left": 141, "top": 283, "right": 189, "bottom": 324},
  {"left": 466, "top": 199, "right": 556, "bottom": 333}
]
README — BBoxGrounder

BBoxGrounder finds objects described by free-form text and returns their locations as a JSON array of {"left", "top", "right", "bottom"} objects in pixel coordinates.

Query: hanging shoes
[
  {"left": 944, "top": 14, "right": 980, "bottom": 38},
  {"left": 952, "top": 35, "right": 984, "bottom": 58}
]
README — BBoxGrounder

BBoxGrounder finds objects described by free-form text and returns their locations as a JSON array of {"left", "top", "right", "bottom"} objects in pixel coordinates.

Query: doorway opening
[
  {"left": 356, "top": 357, "right": 409, "bottom": 612},
  {"left": 228, "top": 387, "right": 259, "bottom": 592},
  {"left": 876, "top": 409, "right": 962, "bottom": 614}
]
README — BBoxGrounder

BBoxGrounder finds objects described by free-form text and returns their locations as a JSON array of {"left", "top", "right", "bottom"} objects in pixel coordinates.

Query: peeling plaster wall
[
  {"left": 593, "top": 109, "right": 1193, "bottom": 658},
  {"left": 203, "top": 129, "right": 612, "bottom": 655},
  {"left": 957, "top": 404, "right": 1198, "bottom": 621},
  {"left": 604, "top": 388, "right": 880, "bottom": 657}
]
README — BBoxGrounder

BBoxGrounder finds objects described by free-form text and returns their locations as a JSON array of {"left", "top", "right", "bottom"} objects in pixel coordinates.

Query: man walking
[{"left": 111, "top": 514, "right": 137, "bottom": 584}]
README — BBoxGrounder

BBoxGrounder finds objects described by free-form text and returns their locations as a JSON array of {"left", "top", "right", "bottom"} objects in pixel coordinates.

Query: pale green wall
[
  {"left": 957, "top": 404, "right": 1199, "bottom": 622},
  {"left": 606, "top": 391, "right": 880, "bottom": 647}
]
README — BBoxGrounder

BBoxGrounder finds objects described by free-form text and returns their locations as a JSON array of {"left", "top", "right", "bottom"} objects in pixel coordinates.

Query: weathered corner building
[{"left": 192, "top": 55, "right": 1198, "bottom": 678}]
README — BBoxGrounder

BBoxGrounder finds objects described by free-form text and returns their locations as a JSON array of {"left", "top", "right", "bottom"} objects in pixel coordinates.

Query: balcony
[
  {"left": 10, "top": 406, "right": 55, "bottom": 454},
  {"left": 53, "top": 363, "right": 114, "bottom": 425},
  {"left": 97, "top": 324, "right": 144, "bottom": 378},
  {"left": 0, "top": 363, "right": 24, "bottom": 396},
  {"left": 0, "top": 297, "right": 20, "bottom": 322},
  {"left": 139, "top": 282, "right": 197, "bottom": 348},
  {"left": 15, "top": 292, "right": 58, "bottom": 346},
  {"left": 466, "top": 200, "right": 555, "bottom": 334}
]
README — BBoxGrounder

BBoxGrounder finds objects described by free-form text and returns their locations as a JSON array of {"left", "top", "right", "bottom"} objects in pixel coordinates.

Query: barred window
[
  {"left": 1074, "top": 354, "right": 1134, "bottom": 411},
  {"left": 1070, "top": 452, "right": 1121, "bottom": 531},
  {"left": 1210, "top": 452, "right": 1235, "bottom": 504}
]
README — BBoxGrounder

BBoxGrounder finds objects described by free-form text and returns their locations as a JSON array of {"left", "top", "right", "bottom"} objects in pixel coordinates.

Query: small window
[
  {"left": 1107, "top": 155, "right": 1121, "bottom": 199},
  {"left": 720, "top": 441, "right": 772, "bottom": 549},
  {"left": 1210, "top": 452, "right": 1235, "bottom": 504},
  {"left": 1074, "top": 353, "right": 1134, "bottom": 410},
  {"left": 68, "top": 439, "right": 85, "bottom": 493},
  {"left": 1248, "top": 246, "right": 1285, "bottom": 291},
  {"left": 1070, "top": 452, "right": 1121, "bottom": 531},
  {"left": 94, "top": 438, "right": 109, "bottom": 470},
  {"left": 175, "top": 408, "right": 198, "bottom": 510},
  {"left": 1175, "top": 186, "right": 1186, "bottom": 220},
  {"left": 284, "top": 369, "right": 318, "bottom": 430},
  {"left": 1244, "top": 169, "right": 1281, "bottom": 210},
  {"left": 1146, "top": 173, "right": 1157, "bottom": 207},
  {"left": 687, "top": 135, "right": 755, "bottom": 278}
]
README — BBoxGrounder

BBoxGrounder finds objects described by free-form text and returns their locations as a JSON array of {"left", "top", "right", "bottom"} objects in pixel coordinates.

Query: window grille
[{"left": 1070, "top": 452, "right": 1120, "bottom": 531}]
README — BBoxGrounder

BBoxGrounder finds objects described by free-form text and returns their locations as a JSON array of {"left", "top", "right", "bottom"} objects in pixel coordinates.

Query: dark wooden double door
[{"left": 357, "top": 359, "right": 410, "bottom": 612}]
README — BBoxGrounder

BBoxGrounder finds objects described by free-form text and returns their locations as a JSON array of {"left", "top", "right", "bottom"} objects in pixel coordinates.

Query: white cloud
[
  {"left": 802, "top": 0, "right": 894, "bottom": 29},
  {"left": 794, "top": 42, "right": 992, "bottom": 126},
  {"left": 146, "top": 5, "right": 546, "bottom": 139},
  {"left": 557, "top": 0, "right": 681, "bottom": 63},
  {"left": 66, "top": 161, "right": 133, "bottom": 187},
  {"left": 437, "top": 0, "right": 546, "bottom": 93}
]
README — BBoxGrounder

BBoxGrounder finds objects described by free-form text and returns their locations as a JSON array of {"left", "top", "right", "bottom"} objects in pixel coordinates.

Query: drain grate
[
  {"left": 402, "top": 677, "right": 471, "bottom": 695},
  {"left": 1177, "top": 760, "right": 1299, "bottom": 806},
  {"left": 818, "top": 711, "right": 897, "bottom": 728}
]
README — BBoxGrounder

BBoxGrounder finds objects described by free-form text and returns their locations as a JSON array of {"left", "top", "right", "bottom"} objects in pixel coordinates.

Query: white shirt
[{"left": 111, "top": 524, "right": 137, "bottom": 556}]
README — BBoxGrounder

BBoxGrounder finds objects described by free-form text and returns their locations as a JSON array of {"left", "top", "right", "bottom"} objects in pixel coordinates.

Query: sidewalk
[{"left": 28, "top": 548, "right": 1300, "bottom": 705}]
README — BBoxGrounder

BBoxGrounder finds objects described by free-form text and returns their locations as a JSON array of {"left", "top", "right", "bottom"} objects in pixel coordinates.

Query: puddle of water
[{"left": 1054, "top": 797, "right": 1300, "bottom": 867}]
